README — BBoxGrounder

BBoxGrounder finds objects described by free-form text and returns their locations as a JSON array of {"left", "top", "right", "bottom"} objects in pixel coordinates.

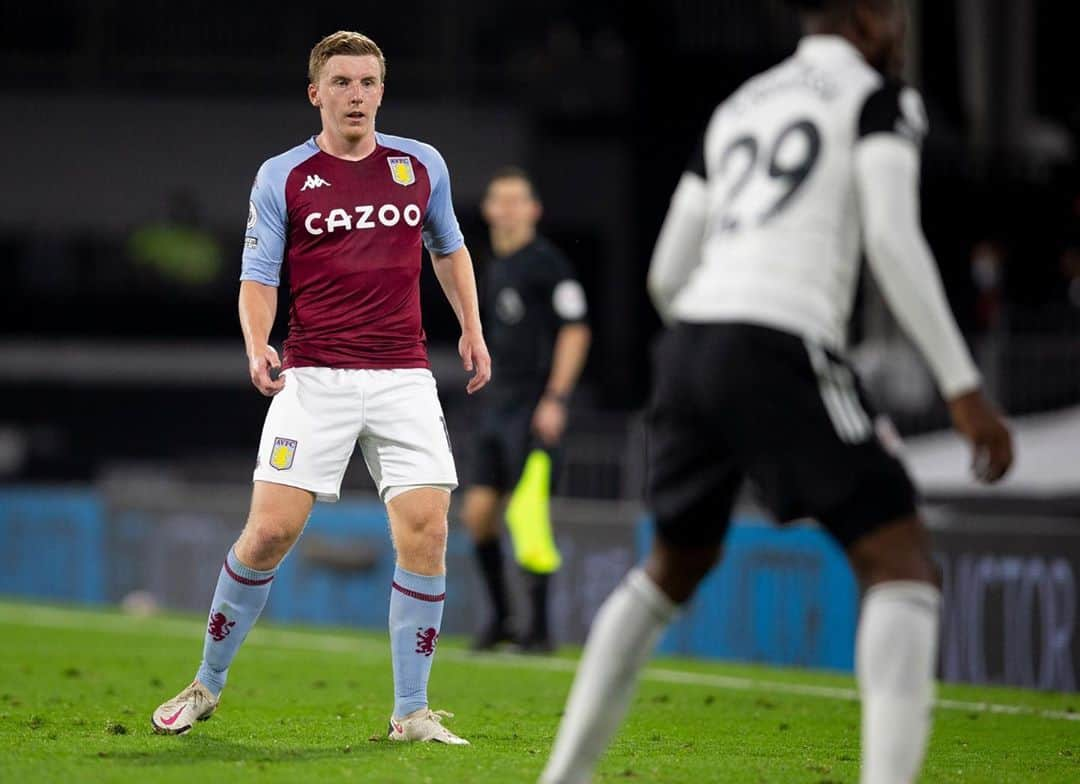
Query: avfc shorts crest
[{"left": 270, "top": 437, "right": 297, "bottom": 470}]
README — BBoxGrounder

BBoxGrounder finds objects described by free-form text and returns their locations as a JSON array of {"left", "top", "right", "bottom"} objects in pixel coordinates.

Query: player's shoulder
[
  {"left": 706, "top": 49, "right": 854, "bottom": 136},
  {"left": 710, "top": 62, "right": 784, "bottom": 126},
  {"left": 255, "top": 137, "right": 321, "bottom": 187},
  {"left": 376, "top": 132, "right": 447, "bottom": 174},
  {"left": 787, "top": 40, "right": 927, "bottom": 143},
  {"left": 856, "top": 76, "right": 928, "bottom": 144},
  {"left": 721, "top": 40, "right": 879, "bottom": 116}
]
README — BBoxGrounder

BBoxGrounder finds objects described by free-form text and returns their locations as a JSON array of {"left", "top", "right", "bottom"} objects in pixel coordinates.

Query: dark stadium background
[{"left": 2, "top": 0, "right": 1078, "bottom": 691}]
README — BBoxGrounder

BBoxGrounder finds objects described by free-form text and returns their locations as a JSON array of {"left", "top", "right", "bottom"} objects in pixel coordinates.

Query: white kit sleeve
[
  {"left": 647, "top": 171, "right": 708, "bottom": 325},
  {"left": 854, "top": 135, "right": 980, "bottom": 399}
]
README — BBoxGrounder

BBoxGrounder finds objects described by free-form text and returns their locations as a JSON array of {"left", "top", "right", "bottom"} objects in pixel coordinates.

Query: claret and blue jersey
[{"left": 240, "top": 133, "right": 464, "bottom": 370}]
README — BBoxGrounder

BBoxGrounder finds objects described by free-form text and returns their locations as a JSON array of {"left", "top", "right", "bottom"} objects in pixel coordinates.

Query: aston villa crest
[
  {"left": 270, "top": 437, "right": 297, "bottom": 470},
  {"left": 388, "top": 156, "right": 416, "bottom": 186}
]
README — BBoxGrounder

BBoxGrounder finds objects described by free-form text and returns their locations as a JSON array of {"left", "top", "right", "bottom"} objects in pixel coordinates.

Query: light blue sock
[
  {"left": 195, "top": 548, "right": 276, "bottom": 697},
  {"left": 389, "top": 565, "right": 446, "bottom": 718}
]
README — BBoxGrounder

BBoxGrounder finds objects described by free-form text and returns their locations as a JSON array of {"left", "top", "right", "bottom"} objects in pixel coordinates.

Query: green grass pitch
[{"left": 0, "top": 601, "right": 1076, "bottom": 783}]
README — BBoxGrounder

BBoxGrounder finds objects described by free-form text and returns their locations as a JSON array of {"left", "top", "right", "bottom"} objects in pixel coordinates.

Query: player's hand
[
  {"left": 249, "top": 345, "right": 285, "bottom": 397},
  {"left": 948, "top": 388, "right": 1013, "bottom": 483},
  {"left": 459, "top": 328, "right": 492, "bottom": 395},
  {"left": 533, "top": 396, "right": 568, "bottom": 447}
]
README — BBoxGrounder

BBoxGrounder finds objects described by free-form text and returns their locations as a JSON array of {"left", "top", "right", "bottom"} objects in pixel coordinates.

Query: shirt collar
[{"left": 796, "top": 35, "right": 866, "bottom": 65}]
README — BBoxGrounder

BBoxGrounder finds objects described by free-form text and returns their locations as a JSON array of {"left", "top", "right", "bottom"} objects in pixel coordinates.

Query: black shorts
[
  {"left": 647, "top": 322, "right": 917, "bottom": 550},
  {"left": 469, "top": 399, "right": 562, "bottom": 493}
]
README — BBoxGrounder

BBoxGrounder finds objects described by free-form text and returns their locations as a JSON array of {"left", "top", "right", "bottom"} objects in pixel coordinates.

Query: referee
[{"left": 461, "top": 167, "right": 591, "bottom": 652}]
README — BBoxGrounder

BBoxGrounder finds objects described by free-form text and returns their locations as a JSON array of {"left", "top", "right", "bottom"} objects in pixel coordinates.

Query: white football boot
[
  {"left": 151, "top": 680, "right": 219, "bottom": 735},
  {"left": 388, "top": 708, "right": 470, "bottom": 745}
]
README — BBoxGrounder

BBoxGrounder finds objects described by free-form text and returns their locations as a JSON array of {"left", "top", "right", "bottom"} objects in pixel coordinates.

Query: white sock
[
  {"left": 856, "top": 580, "right": 942, "bottom": 784},
  {"left": 540, "top": 569, "right": 678, "bottom": 784}
]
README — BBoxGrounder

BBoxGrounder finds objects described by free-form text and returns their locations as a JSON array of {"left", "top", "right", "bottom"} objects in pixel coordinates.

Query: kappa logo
[
  {"left": 208, "top": 611, "right": 237, "bottom": 642},
  {"left": 300, "top": 174, "right": 331, "bottom": 191},
  {"left": 387, "top": 156, "right": 415, "bottom": 186},
  {"left": 270, "top": 437, "right": 297, "bottom": 470},
  {"left": 415, "top": 627, "right": 439, "bottom": 657}
]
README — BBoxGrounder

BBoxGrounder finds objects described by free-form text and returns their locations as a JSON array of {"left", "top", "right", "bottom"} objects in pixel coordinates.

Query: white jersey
[
  {"left": 650, "top": 35, "right": 979, "bottom": 398},
  {"left": 672, "top": 36, "right": 923, "bottom": 348}
]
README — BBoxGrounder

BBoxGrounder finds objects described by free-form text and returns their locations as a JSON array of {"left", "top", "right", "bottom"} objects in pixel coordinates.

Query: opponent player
[
  {"left": 151, "top": 31, "right": 489, "bottom": 745},
  {"left": 461, "top": 168, "right": 590, "bottom": 653},
  {"left": 541, "top": 1, "right": 1013, "bottom": 782}
]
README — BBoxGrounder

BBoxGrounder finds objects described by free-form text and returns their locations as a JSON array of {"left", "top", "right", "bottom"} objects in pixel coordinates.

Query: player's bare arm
[
  {"left": 431, "top": 245, "right": 491, "bottom": 394},
  {"left": 238, "top": 280, "right": 284, "bottom": 397},
  {"left": 532, "top": 323, "right": 590, "bottom": 446}
]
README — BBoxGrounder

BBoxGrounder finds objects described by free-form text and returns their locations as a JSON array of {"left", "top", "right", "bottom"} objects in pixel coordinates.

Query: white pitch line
[{"left": 1, "top": 604, "right": 1076, "bottom": 722}]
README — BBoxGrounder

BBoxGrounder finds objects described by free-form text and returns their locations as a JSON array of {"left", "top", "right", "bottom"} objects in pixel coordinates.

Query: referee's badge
[
  {"left": 388, "top": 156, "right": 416, "bottom": 186},
  {"left": 270, "top": 437, "right": 297, "bottom": 471}
]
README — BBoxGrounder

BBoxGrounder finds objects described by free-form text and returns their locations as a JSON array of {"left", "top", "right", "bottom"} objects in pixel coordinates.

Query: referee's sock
[
  {"left": 856, "top": 580, "right": 941, "bottom": 784},
  {"left": 523, "top": 568, "right": 551, "bottom": 643},
  {"left": 474, "top": 537, "right": 511, "bottom": 627},
  {"left": 540, "top": 568, "right": 678, "bottom": 784},
  {"left": 195, "top": 547, "right": 277, "bottom": 697}
]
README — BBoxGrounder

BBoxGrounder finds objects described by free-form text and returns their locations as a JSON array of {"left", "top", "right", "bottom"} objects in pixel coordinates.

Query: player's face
[
  {"left": 482, "top": 178, "right": 542, "bottom": 234},
  {"left": 309, "top": 55, "right": 384, "bottom": 143}
]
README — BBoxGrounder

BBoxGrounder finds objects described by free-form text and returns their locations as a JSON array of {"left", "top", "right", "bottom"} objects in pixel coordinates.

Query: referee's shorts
[{"left": 469, "top": 398, "right": 562, "bottom": 494}]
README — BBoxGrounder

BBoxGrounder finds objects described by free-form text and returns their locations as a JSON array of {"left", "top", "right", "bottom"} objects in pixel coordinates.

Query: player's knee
[
  {"left": 461, "top": 492, "right": 500, "bottom": 538},
  {"left": 645, "top": 539, "right": 721, "bottom": 604},
  {"left": 847, "top": 518, "right": 937, "bottom": 589},
  {"left": 855, "top": 558, "right": 938, "bottom": 591},
  {"left": 461, "top": 504, "right": 494, "bottom": 537},
  {"left": 258, "top": 525, "right": 298, "bottom": 557},
  {"left": 680, "top": 547, "right": 721, "bottom": 584},
  {"left": 423, "top": 518, "right": 448, "bottom": 552},
  {"left": 401, "top": 513, "right": 448, "bottom": 556},
  {"left": 241, "top": 517, "right": 301, "bottom": 563}
]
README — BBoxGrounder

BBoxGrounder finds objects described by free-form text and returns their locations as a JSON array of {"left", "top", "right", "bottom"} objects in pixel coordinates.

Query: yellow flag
[{"left": 505, "top": 449, "right": 562, "bottom": 574}]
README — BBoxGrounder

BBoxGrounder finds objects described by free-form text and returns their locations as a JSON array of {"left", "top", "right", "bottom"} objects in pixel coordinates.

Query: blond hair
[{"left": 308, "top": 31, "right": 386, "bottom": 84}]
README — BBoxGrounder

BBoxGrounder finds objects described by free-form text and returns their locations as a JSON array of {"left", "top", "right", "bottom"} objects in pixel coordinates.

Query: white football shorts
[{"left": 252, "top": 367, "right": 458, "bottom": 502}]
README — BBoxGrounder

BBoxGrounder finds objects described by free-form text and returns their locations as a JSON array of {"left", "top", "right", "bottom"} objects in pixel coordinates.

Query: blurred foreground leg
[
  {"left": 539, "top": 569, "right": 677, "bottom": 784},
  {"left": 856, "top": 581, "right": 941, "bottom": 784}
]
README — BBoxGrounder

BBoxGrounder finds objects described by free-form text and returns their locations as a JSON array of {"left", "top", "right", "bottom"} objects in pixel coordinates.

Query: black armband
[
  {"left": 687, "top": 135, "right": 707, "bottom": 179},
  {"left": 858, "top": 80, "right": 928, "bottom": 145}
]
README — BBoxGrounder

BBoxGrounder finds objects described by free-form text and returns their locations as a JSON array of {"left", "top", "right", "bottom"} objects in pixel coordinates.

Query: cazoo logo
[{"left": 304, "top": 204, "right": 422, "bottom": 235}]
